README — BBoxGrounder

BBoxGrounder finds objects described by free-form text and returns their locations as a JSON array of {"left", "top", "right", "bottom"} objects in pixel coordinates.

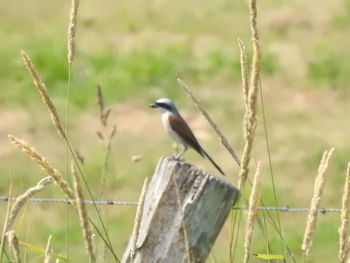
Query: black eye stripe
[{"left": 156, "top": 103, "right": 171, "bottom": 110}]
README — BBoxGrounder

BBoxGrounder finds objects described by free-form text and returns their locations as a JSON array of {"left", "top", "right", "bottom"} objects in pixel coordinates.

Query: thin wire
[
  {"left": 0, "top": 196, "right": 348, "bottom": 213},
  {"left": 0, "top": 196, "right": 137, "bottom": 206}
]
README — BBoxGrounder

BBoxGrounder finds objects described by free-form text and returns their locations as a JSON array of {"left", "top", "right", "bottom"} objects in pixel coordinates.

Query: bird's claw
[{"left": 172, "top": 155, "right": 184, "bottom": 162}]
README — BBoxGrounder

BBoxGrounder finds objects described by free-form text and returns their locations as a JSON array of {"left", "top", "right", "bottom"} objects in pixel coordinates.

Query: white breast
[{"left": 161, "top": 112, "right": 185, "bottom": 146}]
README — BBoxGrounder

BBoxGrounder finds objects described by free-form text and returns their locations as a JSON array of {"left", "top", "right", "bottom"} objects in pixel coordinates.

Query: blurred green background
[{"left": 1, "top": 0, "right": 350, "bottom": 262}]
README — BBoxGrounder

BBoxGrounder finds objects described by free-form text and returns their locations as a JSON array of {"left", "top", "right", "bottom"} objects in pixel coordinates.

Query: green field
[{"left": 1, "top": 0, "right": 350, "bottom": 262}]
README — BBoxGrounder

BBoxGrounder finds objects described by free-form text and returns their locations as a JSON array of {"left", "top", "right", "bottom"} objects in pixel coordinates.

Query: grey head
[{"left": 149, "top": 98, "right": 180, "bottom": 116}]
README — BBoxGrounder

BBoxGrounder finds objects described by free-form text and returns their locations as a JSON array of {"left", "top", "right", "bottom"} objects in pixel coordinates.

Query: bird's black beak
[{"left": 149, "top": 103, "right": 157, "bottom": 108}]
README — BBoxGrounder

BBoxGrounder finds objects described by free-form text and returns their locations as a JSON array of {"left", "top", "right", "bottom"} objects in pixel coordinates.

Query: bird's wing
[
  {"left": 168, "top": 114, "right": 225, "bottom": 175},
  {"left": 168, "top": 114, "right": 203, "bottom": 155}
]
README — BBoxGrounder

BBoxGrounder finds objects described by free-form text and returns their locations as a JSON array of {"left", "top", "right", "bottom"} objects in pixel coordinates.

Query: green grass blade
[{"left": 19, "top": 241, "right": 68, "bottom": 262}]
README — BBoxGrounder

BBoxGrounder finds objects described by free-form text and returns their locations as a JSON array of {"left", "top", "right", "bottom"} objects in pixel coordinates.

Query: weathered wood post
[{"left": 121, "top": 156, "right": 239, "bottom": 263}]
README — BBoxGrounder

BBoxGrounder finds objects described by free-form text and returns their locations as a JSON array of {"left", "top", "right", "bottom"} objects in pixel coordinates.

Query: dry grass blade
[
  {"left": 177, "top": 79, "right": 241, "bottom": 167},
  {"left": 339, "top": 163, "right": 350, "bottom": 262},
  {"left": 302, "top": 148, "right": 335, "bottom": 257},
  {"left": 7, "top": 230, "right": 21, "bottom": 263},
  {"left": 71, "top": 162, "right": 94, "bottom": 261},
  {"left": 243, "top": 162, "right": 261, "bottom": 263},
  {"left": 44, "top": 235, "right": 52, "bottom": 263},
  {"left": 130, "top": 177, "right": 149, "bottom": 258},
  {"left": 0, "top": 184, "right": 13, "bottom": 259},
  {"left": 96, "top": 85, "right": 112, "bottom": 127},
  {"left": 8, "top": 135, "right": 74, "bottom": 200},
  {"left": 4, "top": 177, "right": 52, "bottom": 235},
  {"left": 238, "top": 38, "right": 249, "bottom": 107},
  {"left": 97, "top": 85, "right": 105, "bottom": 125},
  {"left": 67, "top": 0, "right": 80, "bottom": 64},
  {"left": 99, "top": 124, "right": 117, "bottom": 200},
  {"left": 237, "top": 0, "right": 261, "bottom": 191},
  {"left": 21, "top": 51, "right": 66, "bottom": 139}
]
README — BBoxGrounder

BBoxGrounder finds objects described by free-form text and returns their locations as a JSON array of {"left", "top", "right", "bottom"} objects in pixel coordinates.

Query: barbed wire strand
[{"left": 0, "top": 196, "right": 348, "bottom": 213}]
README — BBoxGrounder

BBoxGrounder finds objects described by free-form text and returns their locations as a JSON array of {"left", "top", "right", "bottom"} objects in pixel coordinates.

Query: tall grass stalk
[
  {"left": 21, "top": 49, "right": 119, "bottom": 260},
  {"left": 8, "top": 135, "right": 74, "bottom": 200},
  {"left": 234, "top": 1, "right": 294, "bottom": 261},
  {"left": 95, "top": 85, "right": 116, "bottom": 262},
  {"left": 238, "top": 39, "right": 249, "bottom": 111},
  {"left": 0, "top": 184, "right": 13, "bottom": 262},
  {"left": 99, "top": 125, "right": 116, "bottom": 201},
  {"left": 71, "top": 163, "right": 95, "bottom": 261},
  {"left": 67, "top": 0, "right": 79, "bottom": 65},
  {"left": 97, "top": 85, "right": 112, "bottom": 128},
  {"left": 338, "top": 162, "right": 350, "bottom": 262},
  {"left": 228, "top": 38, "right": 249, "bottom": 263},
  {"left": 258, "top": 76, "right": 285, "bottom": 252},
  {"left": 21, "top": 51, "right": 66, "bottom": 139},
  {"left": 4, "top": 177, "right": 52, "bottom": 235},
  {"left": 66, "top": 0, "right": 79, "bottom": 258},
  {"left": 237, "top": 0, "right": 260, "bottom": 191},
  {"left": 177, "top": 79, "right": 241, "bottom": 168},
  {"left": 243, "top": 162, "right": 261, "bottom": 263},
  {"left": 302, "top": 148, "right": 335, "bottom": 258},
  {"left": 7, "top": 230, "right": 21, "bottom": 263}
]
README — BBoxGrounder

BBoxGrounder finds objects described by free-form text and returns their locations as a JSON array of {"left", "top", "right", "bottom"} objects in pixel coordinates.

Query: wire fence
[{"left": 0, "top": 196, "right": 347, "bottom": 213}]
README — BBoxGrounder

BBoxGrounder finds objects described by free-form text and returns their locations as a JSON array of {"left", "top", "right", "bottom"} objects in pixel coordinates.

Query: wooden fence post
[{"left": 121, "top": 156, "right": 239, "bottom": 263}]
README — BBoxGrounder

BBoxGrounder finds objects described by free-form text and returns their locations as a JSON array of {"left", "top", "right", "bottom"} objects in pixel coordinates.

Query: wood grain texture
[{"left": 122, "top": 156, "right": 239, "bottom": 263}]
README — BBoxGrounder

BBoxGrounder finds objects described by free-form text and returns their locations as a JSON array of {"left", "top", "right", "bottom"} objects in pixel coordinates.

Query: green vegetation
[{"left": 1, "top": 0, "right": 350, "bottom": 262}]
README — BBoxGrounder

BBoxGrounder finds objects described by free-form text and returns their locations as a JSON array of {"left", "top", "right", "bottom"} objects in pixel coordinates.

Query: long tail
[{"left": 199, "top": 148, "right": 225, "bottom": 176}]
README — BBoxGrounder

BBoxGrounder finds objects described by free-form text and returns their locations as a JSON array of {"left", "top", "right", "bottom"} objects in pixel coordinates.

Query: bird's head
[{"left": 150, "top": 98, "right": 179, "bottom": 115}]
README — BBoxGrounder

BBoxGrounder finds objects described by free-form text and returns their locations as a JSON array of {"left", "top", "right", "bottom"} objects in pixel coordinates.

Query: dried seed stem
[
  {"left": 8, "top": 135, "right": 74, "bottom": 200},
  {"left": 21, "top": 51, "right": 66, "bottom": 139},
  {"left": 71, "top": 163, "right": 94, "bottom": 260},
  {"left": 177, "top": 79, "right": 241, "bottom": 167},
  {"left": 237, "top": 0, "right": 261, "bottom": 190},
  {"left": 339, "top": 163, "right": 350, "bottom": 262},
  {"left": 302, "top": 148, "right": 335, "bottom": 257},
  {"left": 5, "top": 177, "right": 52, "bottom": 234},
  {"left": 7, "top": 230, "right": 21, "bottom": 263},
  {"left": 67, "top": 0, "right": 80, "bottom": 64},
  {"left": 0, "top": 184, "right": 13, "bottom": 258},
  {"left": 243, "top": 162, "right": 261, "bottom": 263},
  {"left": 238, "top": 39, "right": 249, "bottom": 107}
]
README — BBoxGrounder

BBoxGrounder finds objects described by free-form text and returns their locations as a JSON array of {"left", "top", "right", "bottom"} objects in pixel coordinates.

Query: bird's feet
[{"left": 171, "top": 155, "right": 185, "bottom": 162}]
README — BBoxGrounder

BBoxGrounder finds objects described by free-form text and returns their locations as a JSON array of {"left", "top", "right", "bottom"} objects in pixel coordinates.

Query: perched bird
[{"left": 150, "top": 98, "right": 225, "bottom": 175}]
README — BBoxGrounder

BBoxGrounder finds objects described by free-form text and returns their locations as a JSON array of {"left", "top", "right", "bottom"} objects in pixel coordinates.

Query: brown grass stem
[
  {"left": 7, "top": 230, "right": 21, "bottom": 263},
  {"left": 8, "top": 135, "right": 75, "bottom": 200},
  {"left": 99, "top": 125, "right": 117, "bottom": 201},
  {"left": 177, "top": 78, "right": 241, "bottom": 168},
  {"left": 21, "top": 51, "right": 66, "bottom": 139},
  {"left": 4, "top": 177, "right": 52, "bottom": 235},
  {"left": 237, "top": 0, "right": 261, "bottom": 191},
  {"left": 95, "top": 85, "right": 116, "bottom": 262},
  {"left": 243, "top": 162, "right": 261, "bottom": 263},
  {"left": 0, "top": 185, "right": 13, "bottom": 261},
  {"left": 97, "top": 85, "right": 112, "bottom": 127},
  {"left": 302, "top": 148, "right": 335, "bottom": 257},
  {"left": 71, "top": 163, "right": 94, "bottom": 261},
  {"left": 338, "top": 162, "right": 350, "bottom": 262},
  {"left": 238, "top": 39, "right": 249, "bottom": 108},
  {"left": 67, "top": 0, "right": 79, "bottom": 65},
  {"left": 64, "top": 141, "right": 120, "bottom": 262}
]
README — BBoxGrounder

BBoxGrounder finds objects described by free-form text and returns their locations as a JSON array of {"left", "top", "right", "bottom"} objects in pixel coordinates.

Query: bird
[{"left": 150, "top": 98, "right": 225, "bottom": 175}]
